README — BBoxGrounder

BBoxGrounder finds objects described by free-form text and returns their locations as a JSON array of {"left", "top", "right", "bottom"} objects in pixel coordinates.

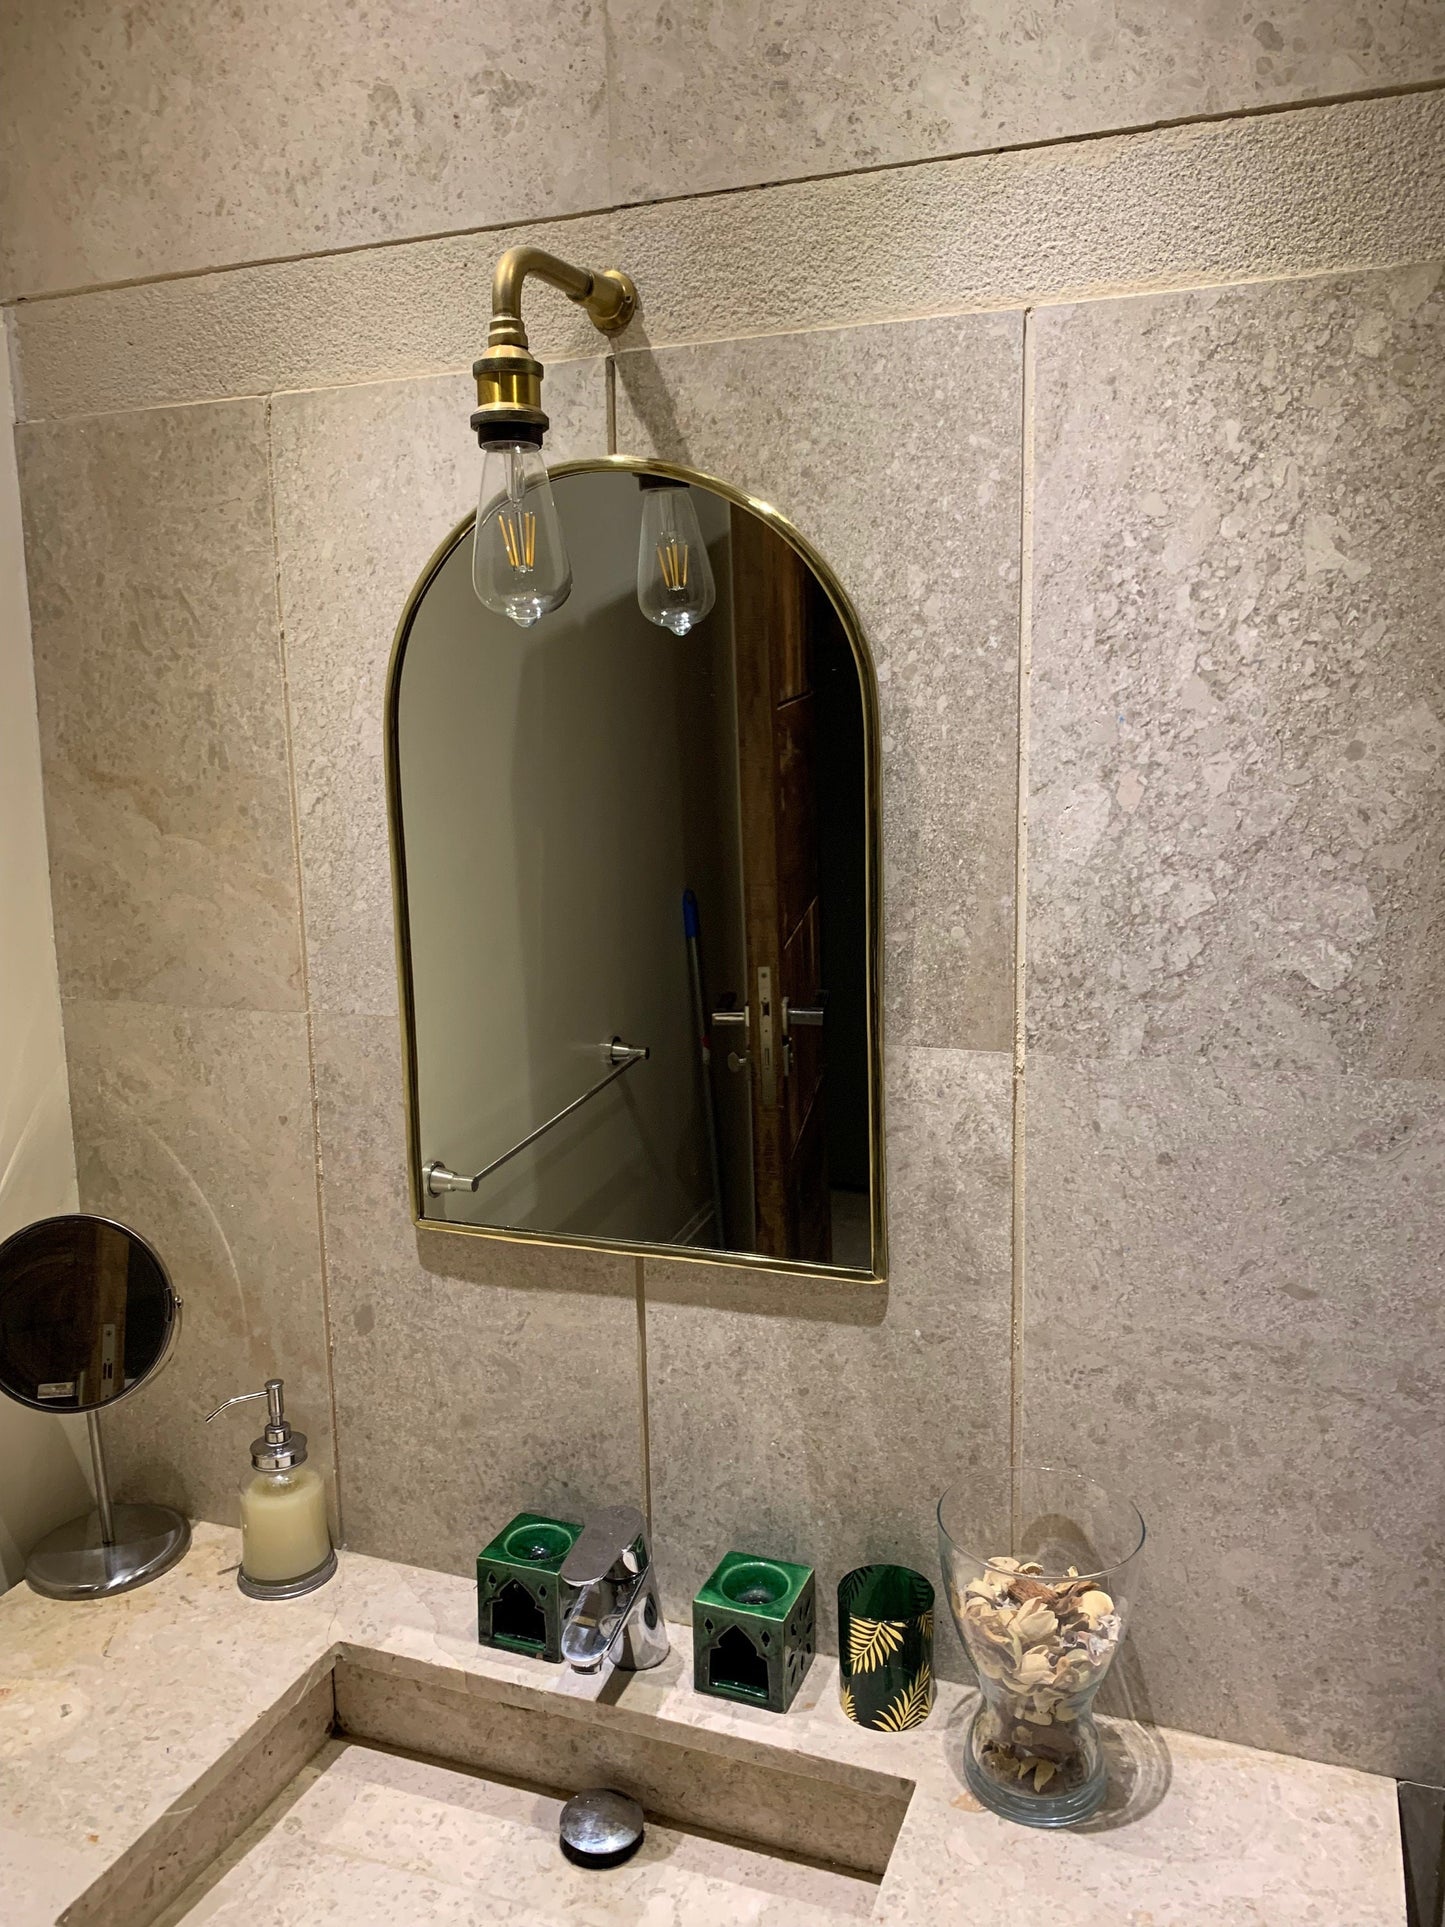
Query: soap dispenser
[{"left": 205, "top": 1377, "right": 336, "bottom": 1599}]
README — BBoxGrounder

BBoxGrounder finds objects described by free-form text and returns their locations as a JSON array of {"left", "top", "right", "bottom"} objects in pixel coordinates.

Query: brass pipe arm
[
  {"left": 486, "top": 246, "right": 637, "bottom": 351},
  {"left": 473, "top": 247, "right": 637, "bottom": 443}
]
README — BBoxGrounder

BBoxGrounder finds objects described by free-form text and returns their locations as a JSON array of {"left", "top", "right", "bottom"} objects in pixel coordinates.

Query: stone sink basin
[{"left": 0, "top": 1526, "right": 1406, "bottom": 1927}]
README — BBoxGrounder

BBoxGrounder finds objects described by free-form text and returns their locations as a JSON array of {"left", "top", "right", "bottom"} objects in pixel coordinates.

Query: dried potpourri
[{"left": 950, "top": 1557, "right": 1121, "bottom": 1795}]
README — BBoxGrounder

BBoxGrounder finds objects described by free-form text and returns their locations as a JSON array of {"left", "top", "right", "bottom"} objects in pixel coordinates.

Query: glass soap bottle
[{"left": 205, "top": 1377, "right": 336, "bottom": 1599}]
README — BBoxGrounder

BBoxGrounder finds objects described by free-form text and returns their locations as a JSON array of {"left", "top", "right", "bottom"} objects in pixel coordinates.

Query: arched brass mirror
[{"left": 386, "top": 457, "right": 885, "bottom": 1281}]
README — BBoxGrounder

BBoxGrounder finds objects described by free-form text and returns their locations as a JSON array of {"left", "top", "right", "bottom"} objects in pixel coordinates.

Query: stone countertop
[{"left": 0, "top": 1524, "right": 1405, "bottom": 1926}]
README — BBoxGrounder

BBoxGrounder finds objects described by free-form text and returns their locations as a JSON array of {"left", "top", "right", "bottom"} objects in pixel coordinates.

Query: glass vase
[{"left": 938, "top": 1466, "right": 1145, "bottom": 1827}]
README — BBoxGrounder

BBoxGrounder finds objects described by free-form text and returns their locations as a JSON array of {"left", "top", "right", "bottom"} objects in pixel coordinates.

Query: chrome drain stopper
[{"left": 559, "top": 1787, "right": 645, "bottom": 1868}]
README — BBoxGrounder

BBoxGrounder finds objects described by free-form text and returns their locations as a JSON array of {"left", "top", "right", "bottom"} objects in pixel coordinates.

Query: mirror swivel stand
[{"left": 26, "top": 1407, "right": 191, "bottom": 1601}]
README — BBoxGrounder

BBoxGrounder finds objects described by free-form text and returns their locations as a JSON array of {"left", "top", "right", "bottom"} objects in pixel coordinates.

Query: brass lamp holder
[{"left": 472, "top": 246, "right": 638, "bottom": 446}]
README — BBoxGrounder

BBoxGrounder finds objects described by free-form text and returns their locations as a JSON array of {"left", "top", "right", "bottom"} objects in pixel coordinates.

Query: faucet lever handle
[{"left": 561, "top": 1503, "right": 649, "bottom": 1587}]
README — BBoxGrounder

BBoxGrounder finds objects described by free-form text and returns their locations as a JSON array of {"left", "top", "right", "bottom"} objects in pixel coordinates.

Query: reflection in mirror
[
  {"left": 389, "top": 461, "right": 883, "bottom": 1279},
  {"left": 0, "top": 1213, "right": 176, "bottom": 1412}
]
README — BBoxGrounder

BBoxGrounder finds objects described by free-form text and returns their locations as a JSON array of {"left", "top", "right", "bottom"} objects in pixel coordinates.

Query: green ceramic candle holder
[
  {"left": 476, "top": 1511, "right": 582, "bottom": 1663},
  {"left": 838, "top": 1563, "right": 935, "bottom": 1732},
  {"left": 693, "top": 1551, "right": 816, "bottom": 1713}
]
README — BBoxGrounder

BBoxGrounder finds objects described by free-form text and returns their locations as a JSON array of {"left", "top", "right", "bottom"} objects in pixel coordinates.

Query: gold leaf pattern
[
  {"left": 874, "top": 1664, "right": 934, "bottom": 1733},
  {"left": 919, "top": 1609, "right": 934, "bottom": 1646},
  {"left": 847, "top": 1615, "right": 906, "bottom": 1674},
  {"left": 839, "top": 1681, "right": 857, "bottom": 1723}
]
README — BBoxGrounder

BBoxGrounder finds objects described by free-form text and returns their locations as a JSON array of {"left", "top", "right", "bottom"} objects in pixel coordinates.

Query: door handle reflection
[{"left": 783, "top": 992, "right": 828, "bottom": 1032}]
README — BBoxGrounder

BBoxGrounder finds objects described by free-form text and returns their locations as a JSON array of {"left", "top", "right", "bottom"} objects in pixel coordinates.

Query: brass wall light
[{"left": 470, "top": 246, "right": 637, "bottom": 627}]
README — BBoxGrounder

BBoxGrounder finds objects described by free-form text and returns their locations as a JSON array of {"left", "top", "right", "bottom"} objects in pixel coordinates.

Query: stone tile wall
[
  {"left": 2, "top": 0, "right": 1441, "bottom": 296},
  {"left": 1023, "top": 271, "right": 1445, "bottom": 1778},
  {"left": 5, "top": 26, "right": 1443, "bottom": 1778}
]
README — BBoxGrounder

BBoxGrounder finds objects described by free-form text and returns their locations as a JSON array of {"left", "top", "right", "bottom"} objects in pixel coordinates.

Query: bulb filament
[
  {"left": 657, "top": 536, "right": 690, "bottom": 594},
  {"left": 499, "top": 508, "right": 537, "bottom": 573}
]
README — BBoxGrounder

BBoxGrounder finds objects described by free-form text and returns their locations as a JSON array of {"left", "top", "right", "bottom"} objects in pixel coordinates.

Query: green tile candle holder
[
  {"left": 693, "top": 1551, "right": 816, "bottom": 1713},
  {"left": 838, "top": 1564, "right": 935, "bottom": 1732},
  {"left": 476, "top": 1511, "right": 582, "bottom": 1663}
]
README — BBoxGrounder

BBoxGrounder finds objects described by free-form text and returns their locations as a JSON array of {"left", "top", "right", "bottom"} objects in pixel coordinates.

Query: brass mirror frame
[{"left": 384, "top": 454, "right": 887, "bottom": 1284}]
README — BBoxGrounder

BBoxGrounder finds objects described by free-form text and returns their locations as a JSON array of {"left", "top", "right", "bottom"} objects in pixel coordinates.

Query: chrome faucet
[{"left": 559, "top": 1504, "right": 669, "bottom": 1673}]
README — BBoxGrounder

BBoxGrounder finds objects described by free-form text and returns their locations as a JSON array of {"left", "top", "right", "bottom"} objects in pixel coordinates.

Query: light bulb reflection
[{"left": 637, "top": 481, "right": 716, "bottom": 636}]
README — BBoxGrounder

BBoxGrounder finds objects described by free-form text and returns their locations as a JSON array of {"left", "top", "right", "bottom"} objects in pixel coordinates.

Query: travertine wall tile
[
  {"left": 1022, "top": 1055, "right": 1445, "bottom": 1780},
  {"left": 18, "top": 402, "right": 302, "bottom": 1013},
  {"left": 269, "top": 358, "right": 607, "bottom": 1018},
  {"left": 0, "top": 0, "right": 610, "bottom": 299},
  {"left": 611, "top": 90, "right": 1445, "bottom": 355},
  {"left": 314, "top": 1013, "right": 642, "bottom": 1577},
  {"left": 16, "top": 395, "right": 331, "bottom": 1539},
  {"left": 1028, "top": 267, "right": 1445, "bottom": 1076},
  {"left": 14, "top": 93, "right": 1445, "bottom": 422},
  {"left": 607, "top": 0, "right": 1445, "bottom": 203},
  {"left": 644, "top": 1048, "right": 1013, "bottom": 1673},
  {"left": 62, "top": 999, "right": 332, "bottom": 1531},
  {"left": 1023, "top": 264, "right": 1445, "bottom": 1779},
  {"left": 614, "top": 312, "right": 1022, "bottom": 1052},
  {"left": 3, "top": 0, "right": 1440, "bottom": 302},
  {"left": 8, "top": 212, "right": 616, "bottom": 425}
]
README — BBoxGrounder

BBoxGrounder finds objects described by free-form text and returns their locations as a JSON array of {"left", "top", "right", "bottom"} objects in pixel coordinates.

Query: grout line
[
  {"left": 4, "top": 76, "right": 1442, "bottom": 309},
  {"left": 606, "top": 75, "right": 1445, "bottom": 220},
  {"left": 1009, "top": 310, "right": 1036, "bottom": 1545},
  {"left": 603, "top": 255, "right": 1416, "bottom": 352},
  {"left": 3, "top": 311, "right": 26, "bottom": 423},
  {"left": 13, "top": 349, "right": 610, "bottom": 429},
  {"left": 634, "top": 1256, "right": 652, "bottom": 1532},
  {"left": 263, "top": 394, "right": 346, "bottom": 1547}
]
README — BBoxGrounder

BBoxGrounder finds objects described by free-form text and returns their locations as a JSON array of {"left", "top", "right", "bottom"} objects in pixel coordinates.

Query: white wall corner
[{"left": 0, "top": 320, "right": 89, "bottom": 1590}]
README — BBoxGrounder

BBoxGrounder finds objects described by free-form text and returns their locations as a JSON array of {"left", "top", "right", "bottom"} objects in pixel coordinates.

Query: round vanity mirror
[
  {"left": 0, "top": 1214, "right": 189, "bottom": 1598},
  {"left": 0, "top": 1213, "right": 177, "bottom": 1411},
  {"left": 387, "top": 458, "right": 885, "bottom": 1282}
]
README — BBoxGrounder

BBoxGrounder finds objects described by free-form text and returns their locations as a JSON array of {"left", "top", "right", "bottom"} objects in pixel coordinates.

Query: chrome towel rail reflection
[{"left": 424, "top": 1039, "right": 650, "bottom": 1198}]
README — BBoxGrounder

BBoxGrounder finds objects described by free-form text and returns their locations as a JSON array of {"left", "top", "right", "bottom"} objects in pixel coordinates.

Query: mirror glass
[
  {"left": 389, "top": 462, "right": 883, "bottom": 1278},
  {"left": 0, "top": 1214, "right": 177, "bottom": 1412}
]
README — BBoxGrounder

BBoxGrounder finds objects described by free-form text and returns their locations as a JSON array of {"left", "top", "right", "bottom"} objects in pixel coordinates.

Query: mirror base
[{"left": 25, "top": 1504, "right": 191, "bottom": 1600}]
